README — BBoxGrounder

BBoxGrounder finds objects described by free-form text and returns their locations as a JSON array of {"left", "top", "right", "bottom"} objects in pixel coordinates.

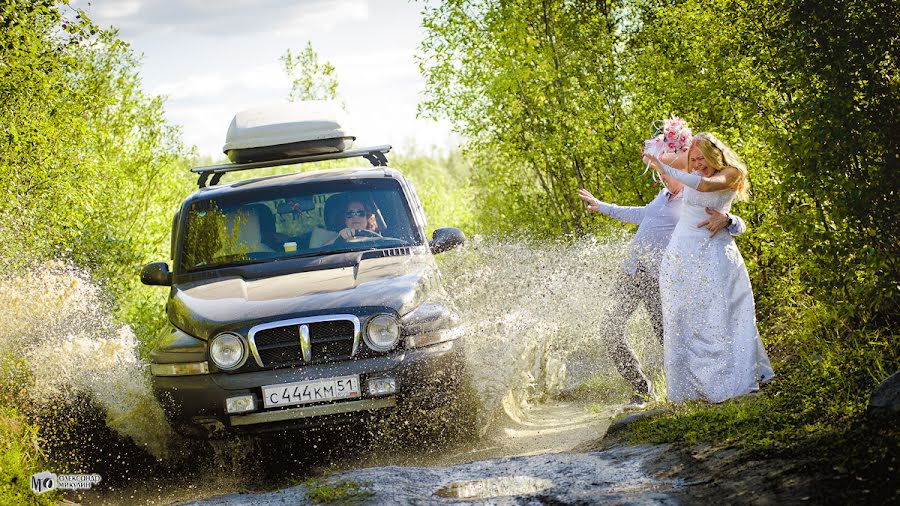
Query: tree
[
  {"left": 281, "top": 41, "right": 341, "bottom": 102},
  {"left": 420, "top": 0, "right": 636, "bottom": 237},
  {"left": 421, "top": 0, "right": 899, "bottom": 436},
  {"left": 0, "top": 0, "right": 193, "bottom": 328}
]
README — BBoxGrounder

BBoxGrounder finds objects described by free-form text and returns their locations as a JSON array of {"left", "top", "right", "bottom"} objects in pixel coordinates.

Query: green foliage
[
  {"left": 281, "top": 41, "right": 341, "bottom": 103},
  {"left": 0, "top": 356, "right": 57, "bottom": 506},
  {"left": 421, "top": 0, "right": 654, "bottom": 237},
  {"left": 0, "top": 4, "right": 192, "bottom": 502},
  {"left": 422, "top": 0, "right": 899, "bottom": 454},
  {"left": 0, "top": 0, "right": 196, "bottom": 352},
  {"left": 392, "top": 150, "right": 476, "bottom": 236},
  {"left": 0, "top": 406, "right": 59, "bottom": 506},
  {"left": 623, "top": 0, "right": 899, "bottom": 331}
]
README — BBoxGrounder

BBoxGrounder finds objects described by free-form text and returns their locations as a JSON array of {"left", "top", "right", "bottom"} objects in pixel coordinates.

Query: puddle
[
  {"left": 184, "top": 444, "right": 682, "bottom": 505},
  {"left": 435, "top": 476, "right": 553, "bottom": 498}
]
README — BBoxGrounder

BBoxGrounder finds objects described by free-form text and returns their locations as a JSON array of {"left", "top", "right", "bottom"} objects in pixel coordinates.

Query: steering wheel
[{"left": 333, "top": 229, "right": 383, "bottom": 245}]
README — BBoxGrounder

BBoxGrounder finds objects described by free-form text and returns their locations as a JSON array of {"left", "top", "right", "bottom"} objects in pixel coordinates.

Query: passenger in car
[
  {"left": 222, "top": 204, "right": 277, "bottom": 255},
  {"left": 255, "top": 204, "right": 288, "bottom": 250}
]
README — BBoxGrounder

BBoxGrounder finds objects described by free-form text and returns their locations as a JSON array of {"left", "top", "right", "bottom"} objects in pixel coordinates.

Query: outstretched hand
[
  {"left": 577, "top": 188, "right": 602, "bottom": 213},
  {"left": 697, "top": 207, "right": 729, "bottom": 237},
  {"left": 643, "top": 152, "right": 663, "bottom": 173}
]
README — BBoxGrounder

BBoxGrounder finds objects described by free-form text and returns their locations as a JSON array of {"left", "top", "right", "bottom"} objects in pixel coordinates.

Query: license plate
[{"left": 262, "top": 375, "right": 360, "bottom": 408}]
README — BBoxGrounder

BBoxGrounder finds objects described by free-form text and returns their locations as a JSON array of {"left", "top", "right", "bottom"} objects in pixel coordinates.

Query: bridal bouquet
[{"left": 642, "top": 116, "right": 692, "bottom": 181}]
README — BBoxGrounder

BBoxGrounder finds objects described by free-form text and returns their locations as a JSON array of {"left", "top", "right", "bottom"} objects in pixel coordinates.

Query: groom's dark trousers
[
  {"left": 592, "top": 187, "right": 683, "bottom": 397},
  {"left": 602, "top": 267, "right": 664, "bottom": 396}
]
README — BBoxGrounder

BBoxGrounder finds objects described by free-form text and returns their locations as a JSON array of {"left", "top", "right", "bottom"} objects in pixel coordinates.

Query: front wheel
[{"left": 401, "top": 372, "right": 480, "bottom": 445}]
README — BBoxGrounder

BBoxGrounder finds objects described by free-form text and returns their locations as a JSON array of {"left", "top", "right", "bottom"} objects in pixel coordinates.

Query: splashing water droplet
[{"left": 0, "top": 261, "right": 173, "bottom": 459}]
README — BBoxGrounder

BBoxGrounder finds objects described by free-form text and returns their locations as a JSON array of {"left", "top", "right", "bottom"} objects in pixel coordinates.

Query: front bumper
[{"left": 152, "top": 338, "right": 464, "bottom": 437}]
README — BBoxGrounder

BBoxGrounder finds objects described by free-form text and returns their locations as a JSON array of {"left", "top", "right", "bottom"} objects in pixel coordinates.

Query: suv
[{"left": 141, "top": 105, "right": 467, "bottom": 438}]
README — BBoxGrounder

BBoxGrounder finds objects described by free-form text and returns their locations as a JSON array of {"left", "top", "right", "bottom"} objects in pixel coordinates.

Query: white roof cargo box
[{"left": 223, "top": 101, "right": 354, "bottom": 163}]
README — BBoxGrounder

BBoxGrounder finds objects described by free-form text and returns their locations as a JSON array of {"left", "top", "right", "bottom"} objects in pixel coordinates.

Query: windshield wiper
[
  {"left": 327, "top": 247, "right": 379, "bottom": 255},
  {"left": 189, "top": 258, "right": 268, "bottom": 272},
  {"left": 284, "top": 247, "right": 378, "bottom": 260}
]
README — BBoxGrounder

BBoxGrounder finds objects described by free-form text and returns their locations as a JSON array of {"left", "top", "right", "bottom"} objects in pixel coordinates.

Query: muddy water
[
  {"left": 185, "top": 444, "right": 681, "bottom": 505},
  {"left": 2, "top": 237, "right": 668, "bottom": 504}
]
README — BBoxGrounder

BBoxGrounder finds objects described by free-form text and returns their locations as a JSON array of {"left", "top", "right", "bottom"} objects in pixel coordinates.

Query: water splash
[
  {"left": 0, "top": 261, "right": 173, "bottom": 459},
  {"left": 0, "top": 236, "right": 666, "bottom": 502},
  {"left": 438, "top": 235, "right": 663, "bottom": 427}
]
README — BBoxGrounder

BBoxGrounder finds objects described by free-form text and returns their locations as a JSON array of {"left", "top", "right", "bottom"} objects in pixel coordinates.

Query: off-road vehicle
[{"left": 141, "top": 103, "right": 467, "bottom": 438}]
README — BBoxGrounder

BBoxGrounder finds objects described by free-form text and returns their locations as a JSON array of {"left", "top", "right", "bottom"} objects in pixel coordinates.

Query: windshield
[{"left": 179, "top": 178, "right": 421, "bottom": 272}]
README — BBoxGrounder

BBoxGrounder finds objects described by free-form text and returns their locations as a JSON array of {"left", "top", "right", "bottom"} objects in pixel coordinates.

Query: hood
[{"left": 169, "top": 253, "right": 440, "bottom": 340}]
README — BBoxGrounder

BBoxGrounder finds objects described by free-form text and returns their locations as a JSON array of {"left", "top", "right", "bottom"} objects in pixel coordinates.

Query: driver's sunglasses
[{"left": 345, "top": 210, "right": 368, "bottom": 218}]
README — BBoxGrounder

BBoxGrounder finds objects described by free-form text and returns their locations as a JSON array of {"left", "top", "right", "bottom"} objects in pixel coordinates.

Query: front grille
[
  {"left": 255, "top": 326, "right": 298, "bottom": 347},
  {"left": 259, "top": 346, "right": 303, "bottom": 365},
  {"left": 251, "top": 318, "right": 357, "bottom": 367},
  {"left": 310, "top": 320, "right": 355, "bottom": 361}
]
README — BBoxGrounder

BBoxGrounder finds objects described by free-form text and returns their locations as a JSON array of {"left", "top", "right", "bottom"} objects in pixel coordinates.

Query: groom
[{"left": 578, "top": 174, "right": 746, "bottom": 403}]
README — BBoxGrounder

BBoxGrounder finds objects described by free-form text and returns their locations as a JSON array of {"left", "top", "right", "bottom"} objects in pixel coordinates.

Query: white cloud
[
  {"left": 152, "top": 62, "right": 286, "bottom": 102},
  {"left": 74, "top": 0, "right": 457, "bottom": 157},
  {"left": 79, "top": 0, "right": 368, "bottom": 37},
  {"left": 92, "top": 0, "right": 142, "bottom": 19}
]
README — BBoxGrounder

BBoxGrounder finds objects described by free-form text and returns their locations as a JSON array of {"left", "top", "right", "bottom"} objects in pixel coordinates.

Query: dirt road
[{"left": 174, "top": 401, "right": 683, "bottom": 505}]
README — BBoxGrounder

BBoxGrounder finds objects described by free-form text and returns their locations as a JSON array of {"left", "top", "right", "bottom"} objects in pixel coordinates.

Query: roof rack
[{"left": 191, "top": 145, "right": 392, "bottom": 188}]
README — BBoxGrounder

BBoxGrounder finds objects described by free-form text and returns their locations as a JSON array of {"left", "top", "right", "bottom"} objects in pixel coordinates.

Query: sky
[{"left": 74, "top": 0, "right": 458, "bottom": 160}]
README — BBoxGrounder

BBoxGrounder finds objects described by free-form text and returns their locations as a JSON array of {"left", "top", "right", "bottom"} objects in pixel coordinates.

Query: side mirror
[
  {"left": 141, "top": 262, "right": 173, "bottom": 286},
  {"left": 430, "top": 227, "right": 466, "bottom": 254}
]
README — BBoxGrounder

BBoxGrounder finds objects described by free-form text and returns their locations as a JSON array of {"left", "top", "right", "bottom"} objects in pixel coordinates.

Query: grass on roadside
[
  {"left": 616, "top": 317, "right": 898, "bottom": 501},
  {"left": 0, "top": 406, "right": 60, "bottom": 506},
  {"left": 625, "top": 322, "right": 896, "bottom": 450},
  {"left": 1, "top": 357, "right": 59, "bottom": 505},
  {"left": 302, "top": 476, "right": 373, "bottom": 504}
]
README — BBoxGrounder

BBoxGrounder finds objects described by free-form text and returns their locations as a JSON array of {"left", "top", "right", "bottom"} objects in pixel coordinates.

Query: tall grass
[{"left": 626, "top": 288, "right": 898, "bottom": 450}]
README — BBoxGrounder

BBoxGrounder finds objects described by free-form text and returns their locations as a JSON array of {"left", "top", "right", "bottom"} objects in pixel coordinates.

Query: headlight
[
  {"left": 209, "top": 332, "right": 246, "bottom": 370},
  {"left": 364, "top": 314, "right": 400, "bottom": 352},
  {"left": 400, "top": 303, "right": 457, "bottom": 335},
  {"left": 401, "top": 303, "right": 462, "bottom": 349}
]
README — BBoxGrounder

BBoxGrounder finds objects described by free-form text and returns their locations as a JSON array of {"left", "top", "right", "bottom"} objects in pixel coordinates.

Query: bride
[{"left": 646, "top": 132, "right": 774, "bottom": 403}]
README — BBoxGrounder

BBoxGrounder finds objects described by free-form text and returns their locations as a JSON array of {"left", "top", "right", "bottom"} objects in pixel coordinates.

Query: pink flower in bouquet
[
  {"left": 658, "top": 116, "right": 692, "bottom": 154},
  {"left": 642, "top": 115, "right": 693, "bottom": 180}
]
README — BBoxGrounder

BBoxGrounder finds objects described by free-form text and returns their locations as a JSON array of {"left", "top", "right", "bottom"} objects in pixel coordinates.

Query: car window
[{"left": 180, "top": 178, "right": 421, "bottom": 272}]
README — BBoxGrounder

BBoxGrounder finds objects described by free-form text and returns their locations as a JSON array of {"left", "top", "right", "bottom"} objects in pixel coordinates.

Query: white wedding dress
[{"left": 659, "top": 186, "right": 774, "bottom": 403}]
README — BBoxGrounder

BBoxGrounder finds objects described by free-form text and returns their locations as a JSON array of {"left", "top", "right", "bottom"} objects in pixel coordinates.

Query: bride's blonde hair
[{"left": 691, "top": 132, "right": 750, "bottom": 201}]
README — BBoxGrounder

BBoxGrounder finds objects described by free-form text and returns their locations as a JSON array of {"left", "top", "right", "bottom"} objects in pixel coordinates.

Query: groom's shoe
[
  {"left": 626, "top": 395, "right": 651, "bottom": 409},
  {"left": 626, "top": 391, "right": 657, "bottom": 409},
  {"left": 625, "top": 383, "right": 658, "bottom": 409}
]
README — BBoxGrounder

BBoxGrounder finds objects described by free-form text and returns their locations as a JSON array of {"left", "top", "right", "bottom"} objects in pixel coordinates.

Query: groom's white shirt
[{"left": 596, "top": 188, "right": 746, "bottom": 277}]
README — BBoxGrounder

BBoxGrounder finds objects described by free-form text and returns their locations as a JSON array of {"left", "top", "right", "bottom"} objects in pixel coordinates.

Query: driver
[{"left": 324, "top": 199, "right": 381, "bottom": 246}]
